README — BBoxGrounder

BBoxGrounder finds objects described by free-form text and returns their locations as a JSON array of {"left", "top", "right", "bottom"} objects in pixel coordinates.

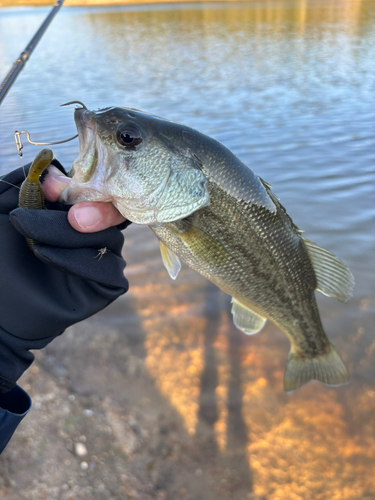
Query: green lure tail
[{"left": 18, "top": 148, "right": 53, "bottom": 249}]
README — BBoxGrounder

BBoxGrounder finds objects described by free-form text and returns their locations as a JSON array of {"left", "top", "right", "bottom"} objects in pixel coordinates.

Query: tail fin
[{"left": 284, "top": 344, "right": 350, "bottom": 392}]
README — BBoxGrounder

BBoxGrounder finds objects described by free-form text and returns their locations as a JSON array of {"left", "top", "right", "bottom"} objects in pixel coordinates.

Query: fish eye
[{"left": 116, "top": 125, "right": 142, "bottom": 149}]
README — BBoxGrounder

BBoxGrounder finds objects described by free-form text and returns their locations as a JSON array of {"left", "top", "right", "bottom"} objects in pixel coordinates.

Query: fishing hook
[
  {"left": 14, "top": 101, "right": 87, "bottom": 157},
  {"left": 60, "top": 100, "right": 88, "bottom": 110}
]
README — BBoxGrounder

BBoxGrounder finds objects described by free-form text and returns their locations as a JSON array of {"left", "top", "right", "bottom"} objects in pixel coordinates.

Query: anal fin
[
  {"left": 284, "top": 344, "right": 350, "bottom": 392},
  {"left": 231, "top": 298, "right": 267, "bottom": 335},
  {"left": 159, "top": 241, "right": 181, "bottom": 280}
]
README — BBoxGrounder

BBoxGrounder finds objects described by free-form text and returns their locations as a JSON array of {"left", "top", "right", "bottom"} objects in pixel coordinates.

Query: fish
[{"left": 59, "top": 105, "right": 354, "bottom": 392}]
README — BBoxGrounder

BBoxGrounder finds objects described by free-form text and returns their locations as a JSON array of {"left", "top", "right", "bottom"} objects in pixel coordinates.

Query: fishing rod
[{"left": 0, "top": 0, "right": 65, "bottom": 105}]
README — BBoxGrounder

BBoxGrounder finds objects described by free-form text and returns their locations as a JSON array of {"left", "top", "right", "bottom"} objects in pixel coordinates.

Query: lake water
[{"left": 0, "top": 1, "right": 374, "bottom": 499}]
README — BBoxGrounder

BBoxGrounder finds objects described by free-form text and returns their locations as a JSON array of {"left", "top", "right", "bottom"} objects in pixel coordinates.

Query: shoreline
[{"left": 0, "top": 0, "right": 253, "bottom": 7}]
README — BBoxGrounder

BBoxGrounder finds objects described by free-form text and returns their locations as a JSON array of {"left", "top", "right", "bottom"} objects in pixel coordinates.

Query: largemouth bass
[{"left": 60, "top": 106, "right": 354, "bottom": 392}]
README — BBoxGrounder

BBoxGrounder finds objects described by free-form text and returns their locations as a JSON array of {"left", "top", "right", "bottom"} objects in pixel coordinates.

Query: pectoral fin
[
  {"left": 303, "top": 238, "right": 354, "bottom": 303},
  {"left": 231, "top": 299, "right": 267, "bottom": 335},
  {"left": 159, "top": 241, "right": 181, "bottom": 280}
]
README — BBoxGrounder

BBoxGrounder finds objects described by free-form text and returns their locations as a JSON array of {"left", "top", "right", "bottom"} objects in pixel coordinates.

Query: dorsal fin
[
  {"left": 303, "top": 238, "right": 354, "bottom": 303},
  {"left": 231, "top": 298, "right": 267, "bottom": 335},
  {"left": 159, "top": 240, "right": 181, "bottom": 280}
]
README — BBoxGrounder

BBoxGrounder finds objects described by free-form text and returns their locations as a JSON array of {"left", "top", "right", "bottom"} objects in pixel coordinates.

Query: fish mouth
[
  {"left": 59, "top": 109, "right": 111, "bottom": 204},
  {"left": 73, "top": 108, "right": 97, "bottom": 175}
]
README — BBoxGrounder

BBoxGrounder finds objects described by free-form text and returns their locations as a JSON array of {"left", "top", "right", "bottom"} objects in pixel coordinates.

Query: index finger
[{"left": 42, "top": 165, "right": 71, "bottom": 202}]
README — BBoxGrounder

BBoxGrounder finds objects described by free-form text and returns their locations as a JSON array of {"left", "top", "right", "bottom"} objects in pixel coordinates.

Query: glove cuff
[
  {"left": 0, "top": 376, "right": 15, "bottom": 394},
  {"left": 0, "top": 326, "right": 59, "bottom": 391}
]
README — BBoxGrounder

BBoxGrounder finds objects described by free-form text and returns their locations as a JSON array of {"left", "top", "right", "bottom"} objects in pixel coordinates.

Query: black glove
[{"left": 0, "top": 162, "right": 129, "bottom": 393}]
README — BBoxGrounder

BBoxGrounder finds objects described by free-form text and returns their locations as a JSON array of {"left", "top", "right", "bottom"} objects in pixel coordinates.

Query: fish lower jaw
[
  {"left": 113, "top": 198, "right": 188, "bottom": 225},
  {"left": 59, "top": 182, "right": 112, "bottom": 205},
  {"left": 112, "top": 200, "right": 158, "bottom": 225}
]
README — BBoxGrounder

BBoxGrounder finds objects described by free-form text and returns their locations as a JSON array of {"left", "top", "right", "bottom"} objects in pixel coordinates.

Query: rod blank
[{"left": 0, "top": 0, "right": 65, "bottom": 105}]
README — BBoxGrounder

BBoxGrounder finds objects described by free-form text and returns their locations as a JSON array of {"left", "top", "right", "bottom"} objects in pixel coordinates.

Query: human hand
[
  {"left": 0, "top": 163, "right": 129, "bottom": 394},
  {"left": 42, "top": 165, "right": 127, "bottom": 232}
]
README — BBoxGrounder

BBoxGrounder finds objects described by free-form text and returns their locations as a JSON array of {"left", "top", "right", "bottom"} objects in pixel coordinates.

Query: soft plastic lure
[{"left": 18, "top": 148, "right": 53, "bottom": 248}]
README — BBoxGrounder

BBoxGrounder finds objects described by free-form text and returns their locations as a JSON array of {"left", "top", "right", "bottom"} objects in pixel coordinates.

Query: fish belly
[{"left": 151, "top": 180, "right": 327, "bottom": 353}]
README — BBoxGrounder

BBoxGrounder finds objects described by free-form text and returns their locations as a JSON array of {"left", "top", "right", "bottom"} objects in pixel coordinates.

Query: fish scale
[
  {"left": 153, "top": 179, "right": 320, "bottom": 343},
  {"left": 60, "top": 106, "right": 354, "bottom": 392}
]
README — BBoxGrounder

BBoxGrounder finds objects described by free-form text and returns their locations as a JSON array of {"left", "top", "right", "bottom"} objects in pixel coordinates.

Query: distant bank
[{"left": 1, "top": 0, "right": 242, "bottom": 6}]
